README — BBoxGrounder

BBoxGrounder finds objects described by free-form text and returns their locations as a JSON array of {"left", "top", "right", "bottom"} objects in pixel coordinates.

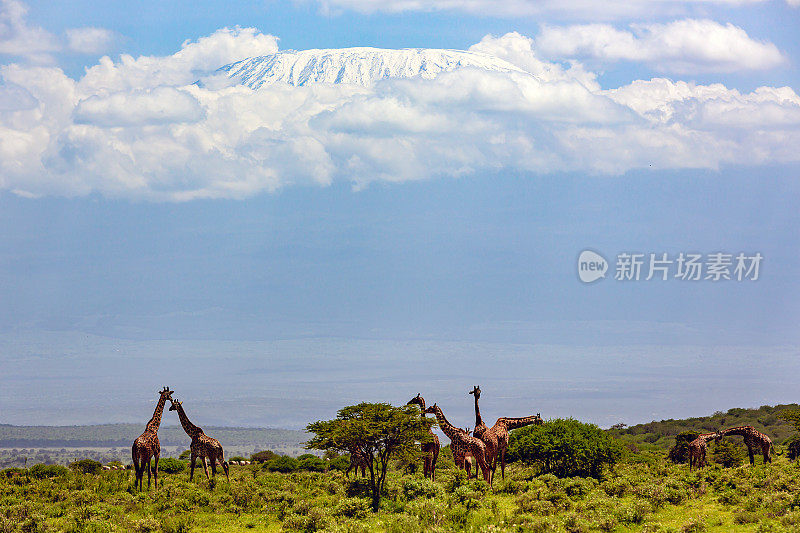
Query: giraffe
[
  {"left": 470, "top": 385, "right": 543, "bottom": 480},
  {"left": 131, "top": 386, "right": 172, "bottom": 490},
  {"left": 406, "top": 393, "right": 441, "bottom": 481},
  {"left": 423, "top": 403, "right": 492, "bottom": 485},
  {"left": 719, "top": 426, "right": 773, "bottom": 465},
  {"left": 345, "top": 445, "right": 369, "bottom": 478},
  {"left": 688, "top": 432, "right": 719, "bottom": 470},
  {"left": 169, "top": 398, "right": 230, "bottom": 482}
]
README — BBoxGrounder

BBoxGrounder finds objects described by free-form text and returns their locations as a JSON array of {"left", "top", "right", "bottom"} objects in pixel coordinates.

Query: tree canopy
[
  {"left": 507, "top": 418, "right": 624, "bottom": 478},
  {"left": 306, "top": 402, "right": 433, "bottom": 511}
]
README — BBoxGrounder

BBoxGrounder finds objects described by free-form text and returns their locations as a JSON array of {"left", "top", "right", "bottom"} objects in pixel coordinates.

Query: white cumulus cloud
[
  {"left": 0, "top": 29, "right": 798, "bottom": 200},
  {"left": 536, "top": 19, "right": 785, "bottom": 73},
  {"left": 65, "top": 27, "right": 116, "bottom": 54},
  {"left": 0, "top": 0, "right": 59, "bottom": 63},
  {"left": 1, "top": 0, "right": 117, "bottom": 62}
]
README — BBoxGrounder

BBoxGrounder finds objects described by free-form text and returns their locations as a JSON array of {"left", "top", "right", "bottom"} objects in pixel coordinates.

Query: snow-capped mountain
[{"left": 217, "top": 47, "right": 525, "bottom": 88}]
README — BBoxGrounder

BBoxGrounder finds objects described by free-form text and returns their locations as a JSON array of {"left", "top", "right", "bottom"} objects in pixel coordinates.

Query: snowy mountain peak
[{"left": 217, "top": 47, "right": 525, "bottom": 88}]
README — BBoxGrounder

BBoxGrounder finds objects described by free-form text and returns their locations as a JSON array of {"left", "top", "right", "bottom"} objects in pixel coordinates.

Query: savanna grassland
[
  {"left": 3, "top": 406, "right": 800, "bottom": 533},
  {"left": 3, "top": 448, "right": 800, "bottom": 532}
]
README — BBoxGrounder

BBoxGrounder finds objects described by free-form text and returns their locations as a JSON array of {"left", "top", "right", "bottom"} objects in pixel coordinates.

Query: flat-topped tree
[
  {"left": 169, "top": 398, "right": 229, "bottom": 482},
  {"left": 306, "top": 402, "right": 433, "bottom": 511},
  {"left": 131, "top": 386, "right": 172, "bottom": 491}
]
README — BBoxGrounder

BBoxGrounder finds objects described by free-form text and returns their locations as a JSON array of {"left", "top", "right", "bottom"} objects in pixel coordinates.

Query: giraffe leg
[
  {"left": 153, "top": 454, "right": 159, "bottom": 490},
  {"left": 748, "top": 447, "right": 755, "bottom": 465},
  {"left": 146, "top": 458, "right": 152, "bottom": 489},
  {"left": 501, "top": 448, "right": 507, "bottom": 480},
  {"left": 190, "top": 453, "right": 196, "bottom": 481},
  {"left": 432, "top": 447, "right": 438, "bottom": 482},
  {"left": 201, "top": 456, "right": 210, "bottom": 480},
  {"left": 210, "top": 456, "right": 218, "bottom": 478},
  {"left": 221, "top": 456, "right": 230, "bottom": 482}
]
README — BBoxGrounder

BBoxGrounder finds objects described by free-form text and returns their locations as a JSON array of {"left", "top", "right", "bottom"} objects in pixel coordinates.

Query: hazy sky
[{"left": 0, "top": 0, "right": 798, "bottom": 429}]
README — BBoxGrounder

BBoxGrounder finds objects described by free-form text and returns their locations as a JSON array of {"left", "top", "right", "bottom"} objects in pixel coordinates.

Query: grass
[{"left": 3, "top": 450, "right": 800, "bottom": 532}]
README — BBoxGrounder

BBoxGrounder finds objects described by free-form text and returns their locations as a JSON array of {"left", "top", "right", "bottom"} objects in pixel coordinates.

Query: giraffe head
[
  {"left": 159, "top": 386, "right": 173, "bottom": 400},
  {"left": 407, "top": 393, "right": 425, "bottom": 409},
  {"left": 423, "top": 404, "right": 437, "bottom": 415},
  {"left": 469, "top": 385, "right": 481, "bottom": 399},
  {"left": 168, "top": 398, "right": 182, "bottom": 411},
  {"left": 534, "top": 413, "right": 544, "bottom": 425},
  {"left": 464, "top": 427, "right": 471, "bottom": 436}
]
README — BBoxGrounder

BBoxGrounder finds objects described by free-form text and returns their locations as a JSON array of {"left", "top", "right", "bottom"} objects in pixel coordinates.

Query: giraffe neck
[
  {"left": 430, "top": 406, "right": 463, "bottom": 441},
  {"left": 145, "top": 394, "right": 169, "bottom": 433},
  {"left": 721, "top": 427, "right": 757, "bottom": 437},
  {"left": 175, "top": 403, "right": 203, "bottom": 437},
  {"left": 473, "top": 394, "right": 486, "bottom": 431},
  {"left": 502, "top": 415, "right": 541, "bottom": 431}
]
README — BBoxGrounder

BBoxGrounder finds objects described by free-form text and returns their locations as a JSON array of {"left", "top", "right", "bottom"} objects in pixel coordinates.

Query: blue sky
[{"left": 0, "top": 0, "right": 799, "bottom": 429}]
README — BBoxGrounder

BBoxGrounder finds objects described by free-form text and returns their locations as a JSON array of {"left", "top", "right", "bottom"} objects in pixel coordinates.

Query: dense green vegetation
[
  {"left": 507, "top": 419, "right": 625, "bottom": 478},
  {"left": 4, "top": 448, "right": 800, "bottom": 532},
  {"left": 3, "top": 405, "right": 800, "bottom": 531},
  {"left": 609, "top": 404, "right": 799, "bottom": 452}
]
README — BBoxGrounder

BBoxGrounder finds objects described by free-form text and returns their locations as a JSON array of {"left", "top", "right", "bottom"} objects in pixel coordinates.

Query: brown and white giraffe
[
  {"left": 719, "top": 426, "right": 773, "bottom": 465},
  {"left": 131, "top": 386, "right": 173, "bottom": 490},
  {"left": 470, "top": 385, "right": 543, "bottom": 480},
  {"left": 423, "top": 403, "right": 492, "bottom": 485},
  {"left": 688, "top": 432, "right": 719, "bottom": 470},
  {"left": 345, "top": 445, "right": 369, "bottom": 478},
  {"left": 169, "top": 398, "right": 230, "bottom": 482},
  {"left": 406, "top": 393, "right": 441, "bottom": 481}
]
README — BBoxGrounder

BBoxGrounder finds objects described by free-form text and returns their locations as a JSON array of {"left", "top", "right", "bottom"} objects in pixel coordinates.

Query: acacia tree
[{"left": 306, "top": 402, "right": 433, "bottom": 511}]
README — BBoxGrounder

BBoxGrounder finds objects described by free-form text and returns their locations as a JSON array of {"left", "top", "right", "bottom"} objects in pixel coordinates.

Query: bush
[
  {"left": 401, "top": 477, "right": 443, "bottom": 500},
  {"left": 507, "top": 418, "right": 625, "bottom": 478},
  {"left": 251, "top": 450, "right": 279, "bottom": 463},
  {"left": 786, "top": 436, "right": 800, "bottom": 461},
  {"left": 297, "top": 454, "right": 326, "bottom": 472},
  {"left": 158, "top": 458, "right": 186, "bottom": 474},
  {"left": 1, "top": 467, "right": 27, "bottom": 478},
  {"left": 264, "top": 455, "right": 299, "bottom": 473},
  {"left": 69, "top": 459, "right": 103, "bottom": 474},
  {"left": 712, "top": 439, "right": 746, "bottom": 467},
  {"left": 668, "top": 431, "right": 701, "bottom": 464},
  {"left": 29, "top": 464, "right": 68, "bottom": 479},
  {"left": 328, "top": 455, "right": 350, "bottom": 471}
]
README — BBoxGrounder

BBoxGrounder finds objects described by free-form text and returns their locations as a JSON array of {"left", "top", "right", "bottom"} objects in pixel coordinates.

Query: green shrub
[
  {"left": 668, "top": 431, "right": 701, "bottom": 463},
  {"left": 328, "top": 455, "right": 350, "bottom": 471},
  {"left": 712, "top": 439, "right": 746, "bottom": 467},
  {"left": 264, "top": 455, "right": 299, "bottom": 473},
  {"left": 251, "top": 450, "right": 279, "bottom": 463},
  {"left": 786, "top": 436, "right": 800, "bottom": 461},
  {"left": 401, "top": 476, "right": 443, "bottom": 500},
  {"left": 334, "top": 497, "right": 371, "bottom": 519},
  {"left": 297, "top": 454, "right": 326, "bottom": 472},
  {"left": 158, "top": 458, "right": 186, "bottom": 474},
  {"left": 507, "top": 418, "right": 625, "bottom": 478},
  {"left": 1, "top": 467, "right": 27, "bottom": 478},
  {"left": 69, "top": 459, "right": 103, "bottom": 474},
  {"left": 29, "top": 464, "right": 68, "bottom": 479}
]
